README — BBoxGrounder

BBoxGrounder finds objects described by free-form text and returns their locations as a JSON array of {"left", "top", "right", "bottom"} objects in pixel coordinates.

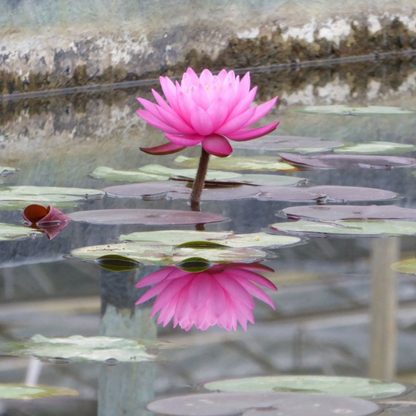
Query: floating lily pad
[
  {"left": 119, "top": 230, "right": 301, "bottom": 248},
  {"left": 202, "top": 376, "right": 408, "bottom": 399},
  {"left": 237, "top": 174, "right": 307, "bottom": 186},
  {"left": 278, "top": 153, "right": 416, "bottom": 170},
  {"left": 334, "top": 141, "right": 416, "bottom": 155},
  {"left": 391, "top": 258, "right": 416, "bottom": 275},
  {"left": 1, "top": 335, "right": 156, "bottom": 363},
  {"left": 105, "top": 182, "right": 397, "bottom": 203},
  {"left": 104, "top": 181, "right": 259, "bottom": 201},
  {"left": 280, "top": 205, "right": 416, "bottom": 221},
  {"left": 90, "top": 166, "right": 167, "bottom": 182},
  {"left": 232, "top": 135, "right": 343, "bottom": 153},
  {"left": 0, "top": 383, "right": 78, "bottom": 400},
  {"left": 257, "top": 185, "right": 398, "bottom": 203},
  {"left": 174, "top": 155, "right": 297, "bottom": 171},
  {"left": 0, "top": 223, "right": 42, "bottom": 241},
  {"left": 71, "top": 243, "right": 268, "bottom": 266},
  {"left": 297, "top": 105, "right": 414, "bottom": 116},
  {"left": 147, "top": 392, "right": 380, "bottom": 416},
  {"left": 0, "top": 186, "right": 104, "bottom": 208},
  {"left": 268, "top": 220, "right": 416, "bottom": 238},
  {"left": 68, "top": 209, "right": 226, "bottom": 225},
  {"left": 91, "top": 165, "right": 242, "bottom": 183}
]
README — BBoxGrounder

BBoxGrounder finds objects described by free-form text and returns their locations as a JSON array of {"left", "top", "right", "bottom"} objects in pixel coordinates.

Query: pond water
[{"left": 1, "top": 56, "right": 416, "bottom": 415}]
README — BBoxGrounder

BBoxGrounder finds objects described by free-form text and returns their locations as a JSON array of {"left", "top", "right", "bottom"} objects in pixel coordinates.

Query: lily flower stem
[{"left": 190, "top": 148, "right": 210, "bottom": 212}]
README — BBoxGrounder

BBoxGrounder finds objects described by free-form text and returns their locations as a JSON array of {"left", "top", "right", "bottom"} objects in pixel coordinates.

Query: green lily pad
[
  {"left": 391, "top": 258, "right": 416, "bottom": 275},
  {"left": 1, "top": 335, "right": 156, "bottom": 363},
  {"left": 174, "top": 155, "right": 297, "bottom": 171},
  {"left": 90, "top": 166, "right": 167, "bottom": 182},
  {"left": 0, "top": 223, "right": 42, "bottom": 241},
  {"left": 268, "top": 220, "right": 416, "bottom": 238},
  {"left": 91, "top": 165, "right": 242, "bottom": 183},
  {"left": 334, "top": 141, "right": 416, "bottom": 155},
  {"left": 0, "top": 186, "right": 104, "bottom": 206},
  {"left": 0, "top": 383, "right": 78, "bottom": 400},
  {"left": 202, "top": 376, "right": 407, "bottom": 399},
  {"left": 297, "top": 105, "right": 414, "bottom": 116},
  {"left": 119, "top": 230, "right": 301, "bottom": 249},
  {"left": 71, "top": 243, "right": 268, "bottom": 266},
  {"left": 147, "top": 392, "right": 380, "bottom": 416},
  {"left": 232, "top": 135, "right": 343, "bottom": 154},
  {"left": 95, "top": 255, "right": 141, "bottom": 272},
  {"left": 68, "top": 209, "right": 226, "bottom": 225}
]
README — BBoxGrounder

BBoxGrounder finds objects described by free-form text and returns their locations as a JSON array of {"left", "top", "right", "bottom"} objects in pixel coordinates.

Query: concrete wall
[{"left": 1, "top": 0, "right": 416, "bottom": 94}]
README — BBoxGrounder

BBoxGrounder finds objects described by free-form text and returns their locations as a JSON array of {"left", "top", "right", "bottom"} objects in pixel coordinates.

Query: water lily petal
[
  {"left": 140, "top": 142, "right": 186, "bottom": 155},
  {"left": 226, "top": 122, "right": 280, "bottom": 141},
  {"left": 165, "top": 133, "right": 204, "bottom": 146},
  {"left": 136, "top": 110, "right": 182, "bottom": 134},
  {"left": 216, "top": 107, "right": 256, "bottom": 135},
  {"left": 190, "top": 106, "right": 214, "bottom": 136},
  {"left": 202, "top": 134, "right": 233, "bottom": 157},
  {"left": 242, "top": 96, "right": 278, "bottom": 127}
]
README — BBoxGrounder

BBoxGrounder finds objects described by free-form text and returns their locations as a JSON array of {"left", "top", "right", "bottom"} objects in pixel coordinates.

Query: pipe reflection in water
[
  {"left": 98, "top": 266, "right": 158, "bottom": 416},
  {"left": 369, "top": 237, "right": 399, "bottom": 381}
]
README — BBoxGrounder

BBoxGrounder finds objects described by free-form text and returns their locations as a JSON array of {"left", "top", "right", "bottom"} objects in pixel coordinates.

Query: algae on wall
[{"left": 1, "top": 0, "right": 416, "bottom": 93}]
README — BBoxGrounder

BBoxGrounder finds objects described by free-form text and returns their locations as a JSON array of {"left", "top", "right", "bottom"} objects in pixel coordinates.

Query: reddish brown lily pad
[
  {"left": 278, "top": 153, "right": 416, "bottom": 170},
  {"left": 147, "top": 392, "right": 380, "bottom": 416},
  {"left": 68, "top": 209, "right": 226, "bottom": 225},
  {"left": 104, "top": 182, "right": 398, "bottom": 203},
  {"left": 104, "top": 181, "right": 260, "bottom": 201},
  {"left": 257, "top": 185, "right": 398, "bottom": 203},
  {"left": 281, "top": 205, "right": 416, "bottom": 221}
]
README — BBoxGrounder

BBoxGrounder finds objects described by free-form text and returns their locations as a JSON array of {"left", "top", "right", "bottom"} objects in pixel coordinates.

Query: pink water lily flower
[
  {"left": 137, "top": 68, "right": 279, "bottom": 157},
  {"left": 135, "top": 263, "right": 277, "bottom": 331}
]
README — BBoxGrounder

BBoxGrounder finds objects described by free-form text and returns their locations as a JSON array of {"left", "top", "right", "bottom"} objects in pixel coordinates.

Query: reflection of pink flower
[
  {"left": 137, "top": 68, "right": 279, "bottom": 157},
  {"left": 135, "top": 263, "right": 277, "bottom": 331}
]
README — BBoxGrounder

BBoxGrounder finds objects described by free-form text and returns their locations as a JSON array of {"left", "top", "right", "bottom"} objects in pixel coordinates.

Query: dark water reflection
[{"left": 0, "top": 58, "right": 416, "bottom": 414}]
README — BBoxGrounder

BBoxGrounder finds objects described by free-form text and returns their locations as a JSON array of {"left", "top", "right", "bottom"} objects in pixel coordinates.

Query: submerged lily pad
[
  {"left": 68, "top": 209, "right": 226, "bottom": 225},
  {"left": 0, "top": 223, "right": 42, "bottom": 241},
  {"left": 280, "top": 205, "right": 416, "bottom": 221},
  {"left": 232, "top": 135, "right": 343, "bottom": 153},
  {"left": 391, "top": 258, "right": 416, "bottom": 275},
  {"left": 297, "top": 105, "right": 414, "bottom": 116},
  {"left": 0, "top": 383, "right": 78, "bottom": 400},
  {"left": 278, "top": 153, "right": 416, "bottom": 170},
  {"left": 147, "top": 392, "right": 380, "bottom": 416},
  {"left": 174, "top": 155, "right": 297, "bottom": 171},
  {"left": 0, "top": 186, "right": 104, "bottom": 208},
  {"left": 1, "top": 335, "right": 156, "bottom": 363},
  {"left": 334, "top": 141, "right": 416, "bottom": 155},
  {"left": 268, "top": 220, "right": 416, "bottom": 238},
  {"left": 119, "top": 230, "right": 301, "bottom": 248},
  {"left": 71, "top": 243, "right": 268, "bottom": 266},
  {"left": 95, "top": 255, "right": 141, "bottom": 272},
  {"left": 202, "top": 376, "right": 407, "bottom": 399},
  {"left": 105, "top": 182, "right": 397, "bottom": 203}
]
